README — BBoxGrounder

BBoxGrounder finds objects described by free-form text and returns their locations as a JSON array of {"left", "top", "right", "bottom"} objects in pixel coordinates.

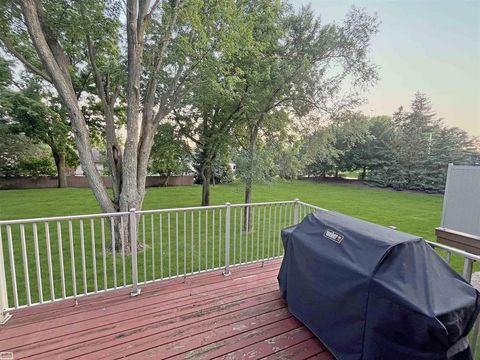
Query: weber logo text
[{"left": 323, "top": 229, "right": 344, "bottom": 244}]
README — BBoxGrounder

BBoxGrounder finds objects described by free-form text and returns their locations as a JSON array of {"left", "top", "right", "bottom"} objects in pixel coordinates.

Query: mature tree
[
  {"left": 235, "top": 5, "right": 379, "bottom": 208},
  {"left": 1, "top": 80, "right": 78, "bottom": 187},
  {"left": 327, "top": 112, "right": 370, "bottom": 177},
  {"left": 174, "top": 0, "right": 275, "bottom": 206},
  {"left": 349, "top": 115, "right": 395, "bottom": 179},
  {"left": 300, "top": 112, "right": 370, "bottom": 178},
  {"left": 0, "top": 0, "right": 214, "bottom": 248},
  {"left": 235, "top": 146, "right": 275, "bottom": 184},
  {"left": 301, "top": 126, "right": 338, "bottom": 178},
  {"left": 367, "top": 93, "right": 476, "bottom": 192},
  {"left": 0, "top": 123, "right": 46, "bottom": 178},
  {"left": 149, "top": 123, "right": 190, "bottom": 186}
]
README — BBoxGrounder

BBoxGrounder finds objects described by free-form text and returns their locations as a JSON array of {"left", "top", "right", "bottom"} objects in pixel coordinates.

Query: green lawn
[
  {"left": 0, "top": 180, "right": 443, "bottom": 240},
  {"left": 0, "top": 180, "right": 455, "bottom": 309}
]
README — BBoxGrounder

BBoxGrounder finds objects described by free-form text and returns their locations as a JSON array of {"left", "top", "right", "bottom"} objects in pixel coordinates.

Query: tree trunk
[
  {"left": 20, "top": 0, "right": 116, "bottom": 214},
  {"left": 19, "top": 0, "right": 181, "bottom": 254},
  {"left": 162, "top": 172, "right": 171, "bottom": 187},
  {"left": 335, "top": 169, "right": 339, "bottom": 178},
  {"left": 53, "top": 151, "right": 68, "bottom": 188},
  {"left": 243, "top": 178, "right": 252, "bottom": 232},
  {"left": 243, "top": 124, "right": 258, "bottom": 232},
  {"left": 201, "top": 165, "right": 212, "bottom": 206},
  {"left": 361, "top": 165, "right": 367, "bottom": 180}
]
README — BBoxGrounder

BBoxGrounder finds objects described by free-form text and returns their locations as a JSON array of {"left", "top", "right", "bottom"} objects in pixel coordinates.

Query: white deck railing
[
  {"left": 0, "top": 200, "right": 478, "bottom": 355},
  {"left": 0, "top": 199, "right": 322, "bottom": 314}
]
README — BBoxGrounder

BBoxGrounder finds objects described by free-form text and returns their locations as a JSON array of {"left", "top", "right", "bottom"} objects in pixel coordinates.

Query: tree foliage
[
  {"left": 300, "top": 93, "right": 477, "bottom": 193},
  {"left": 149, "top": 123, "right": 190, "bottom": 182}
]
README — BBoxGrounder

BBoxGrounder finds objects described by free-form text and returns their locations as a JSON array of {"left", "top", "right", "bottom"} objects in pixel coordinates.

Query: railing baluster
[
  {"left": 32, "top": 223, "right": 43, "bottom": 303},
  {"left": 159, "top": 214, "right": 163, "bottom": 280},
  {"left": 212, "top": 209, "right": 215, "bottom": 269},
  {"left": 272, "top": 206, "right": 277, "bottom": 258},
  {"left": 289, "top": 202, "right": 293, "bottom": 225},
  {"left": 198, "top": 211, "right": 201, "bottom": 272},
  {"left": 176, "top": 211, "right": 179, "bottom": 277},
  {"left": 191, "top": 211, "right": 194, "bottom": 274},
  {"left": 6, "top": 225, "right": 18, "bottom": 308},
  {"left": 183, "top": 211, "right": 187, "bottom": 277},
  {"left": 233, "top": 207, "right": 237, "bottom": 266},
  {"left": 90, "top": 219, "right": 98, "bottom": 293},
  {"left": 20, "top": 224, "right": 31, "bottom": 306},
  {"left": 121, "top": 216, "right": 126, "bottom": 287},
  {"left": 224, "top": 203, "right": 230, "bottom": 276},
  {"left": 129, "top": 209, "right": 140, "bottom": 296},
  {"left": 56, "top": 222, "right": 65, "bottom": 299},
  {"left": 245, "top": 206, "right": 249, "bottom": 263},
  {"left": 205, "top": 210, "right": 208, "bottom": 271},
  {"left": 251, "top": 206, "right": 255, "bottom": 262},
  {"left": 0, "top": 226, "right": 10, "bottom": 321},
  {"left": 445, "top": 251, "right": 451, "bottom": 264},
  {"left": 80, "top": 220, "right": 87, "bottom": 295},
  {"left": 219, "top": 209, "right": 222, "bottom": 268},
  {"left": 256, "top": 206, "right": 260, "bottom": 262},
  {"left": 44, "top": 223, "right": 54, "bottom": 302},
  {"left": 267, "top": 205, "right": 272, "bottom": 259},
  {"left": 168, "top": 213, "right": 171, "bottom": 278},
  {"left": 143, "top": 215, "right": 146, "bottom": 284},
  {"left": 262, "top": 206, "right": 266, "bottom": 265},
  {"left": 239, "top": 206, "right": 243, "bottom": 264},
  {"left": 151, "top": 215, "right": 155, "bottom": 281},
  {"left": 101, "top": 218, "right": 107, "bottom": 291},
  {"left": 110, "top": 219, "right": 117, "bottom": 289},
  {"left": 277, "top": 205, "right": 283, "bottom": 257},
  {"left": 68, "top": 221, "right": 77, "bottom": 298}
]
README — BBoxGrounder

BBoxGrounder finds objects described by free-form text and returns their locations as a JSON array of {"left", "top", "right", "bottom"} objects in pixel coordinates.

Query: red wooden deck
[{"left": 0, "top": 259, "right": 333, "bottom": 359}]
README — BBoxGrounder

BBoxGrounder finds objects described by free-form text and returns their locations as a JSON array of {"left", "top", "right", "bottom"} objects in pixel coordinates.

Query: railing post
[
  {"left": 0, "top": 228, "right": 11, "bottom": 324},
  {"left": 129, "top": 209, "right": 141, "bottom": 296},
  {"left": 293, "top": 198, "right": 300, "bottom": 224},
  {"left": 462, "top": 258, "right": 474, "bottom": 282},
  {"left": 223, "top": 203, "right": 231, "bottom": 276}
]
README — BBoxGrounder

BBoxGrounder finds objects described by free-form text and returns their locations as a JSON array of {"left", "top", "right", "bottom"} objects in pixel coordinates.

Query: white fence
[{"left": 0, "top": 200, "right": 479, "bottom": 356}]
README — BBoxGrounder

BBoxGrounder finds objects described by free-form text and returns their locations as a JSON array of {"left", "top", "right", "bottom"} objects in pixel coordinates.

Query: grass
[
  {"left": 0, "top": 180, "right": 454, "bottom": 309},
  {"left": 0, "top": 180, "right": 443, "bottom": 239}
]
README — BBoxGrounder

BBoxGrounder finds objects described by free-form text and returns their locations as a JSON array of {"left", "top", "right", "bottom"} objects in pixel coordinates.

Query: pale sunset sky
[{"left": 290, "top": 0, "right": 480, "bottom": 137}]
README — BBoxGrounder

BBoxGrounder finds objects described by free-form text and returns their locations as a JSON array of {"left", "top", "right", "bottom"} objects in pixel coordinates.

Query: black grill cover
[{"left": 278, "top": 210, "right": 480, "bottom": 360}]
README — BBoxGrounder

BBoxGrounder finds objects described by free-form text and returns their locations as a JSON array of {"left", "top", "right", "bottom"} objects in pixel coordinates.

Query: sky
[{"left": 290, "top": 0, "right": 480, "bottom": 137}]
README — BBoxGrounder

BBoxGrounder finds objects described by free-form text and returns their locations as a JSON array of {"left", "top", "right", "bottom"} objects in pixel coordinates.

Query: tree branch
[
  {"left": 144, "top": 0, "right": 162, "bottom": 22},
  {"left": 0, "top": 33, "right": 51, "bottom": 82}
]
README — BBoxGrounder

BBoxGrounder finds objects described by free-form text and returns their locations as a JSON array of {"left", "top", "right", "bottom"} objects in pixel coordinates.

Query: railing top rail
[
  {"left": 426, "top": 240, "right": 480, "bottom": 262},
  {"left": 0, "top": 211, "right": 130, "bottom": 226},
  {"left": 230, "top": 200, "right": 296, "bottom": 208},
  {"left": 298, "top": 201, "right": 329, "bottom": 212},
  {"left": 0, "top": 200, "right": 296, "bottom": 225},
  {"left": 136, "top": 204, "right": 227, "bottom": 214}
]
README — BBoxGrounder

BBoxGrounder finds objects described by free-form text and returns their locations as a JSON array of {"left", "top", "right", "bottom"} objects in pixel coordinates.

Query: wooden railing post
[
  {"left": 223, "top": 203, "right": 231, "bottom": 276},
  {"left": 0, "top": 227, "right": 11, "bottom": 324},
  {"left": 129, "top": 209, "right": 141, "bottom": 296}
]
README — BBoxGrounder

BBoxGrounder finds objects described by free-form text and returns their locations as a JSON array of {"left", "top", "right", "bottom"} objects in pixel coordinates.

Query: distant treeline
[{"left": 299, "top": 93, "right": 479, "bottom": 192}]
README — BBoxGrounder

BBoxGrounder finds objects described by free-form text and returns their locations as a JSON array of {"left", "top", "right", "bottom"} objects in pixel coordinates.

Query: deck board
[{"left": 0, "top": 259, "right": 332, "bottom": 359}]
